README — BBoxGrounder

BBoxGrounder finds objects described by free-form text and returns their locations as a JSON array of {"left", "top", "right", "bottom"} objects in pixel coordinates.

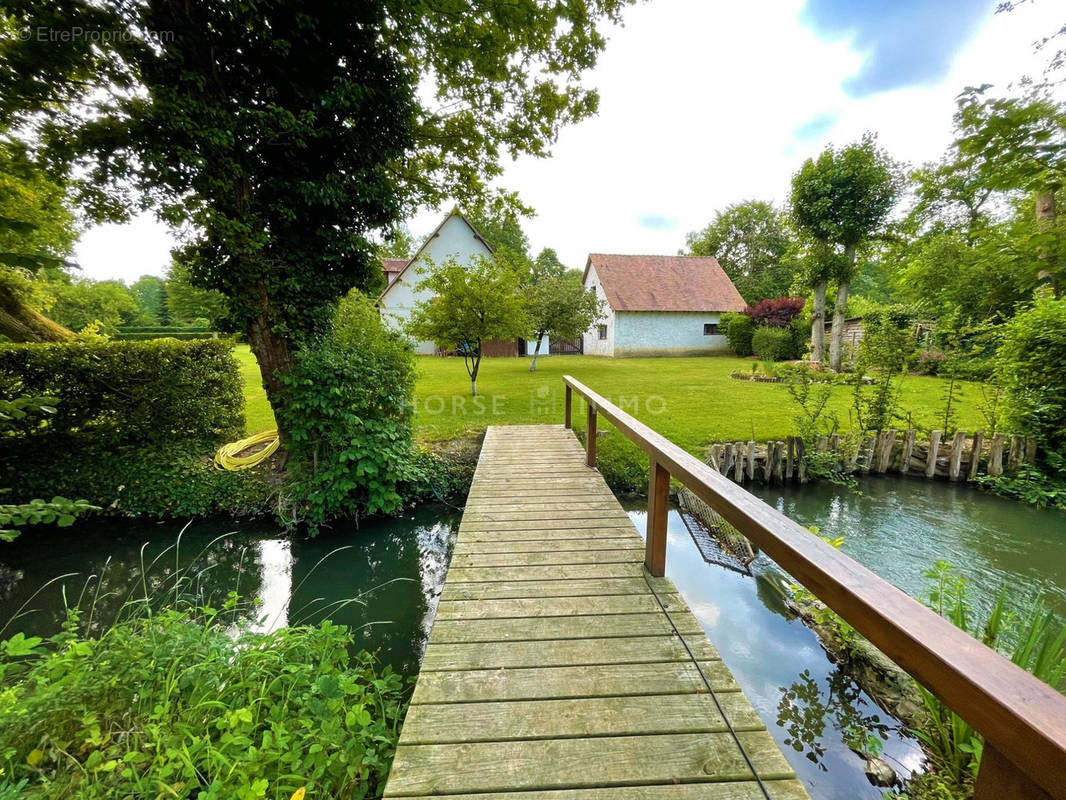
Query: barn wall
[
  {"left": 614, "top": 311, "right": 729, "bottom": 356},
  {"left": 582, "top": 264, "right": 615, "bottom": 356}
]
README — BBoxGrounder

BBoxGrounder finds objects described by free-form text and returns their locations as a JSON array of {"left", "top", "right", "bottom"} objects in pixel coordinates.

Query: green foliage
[
  {"left": 591, "top": 431, "right": 649, "bottom": 495},
  {"left": 851, "top": 309, "right": 913, "bottom": 433},
  {"left": 0, "top": 602, "right": 408, "bottom": 799},
  {"left": 277, "top": 294, "right": 418, "bottom": 529},
  {"left": 44, "top": 279, "right": 144, "bottom": 334},
  {"left": 525, "top": 273, "right": 603, "bottom": 368},
  {"left": 978, "top": 461, "right": 1066, "bottom": 511},
  {"left": 721, "top": 312, "right": 755, "bottom": 357},
  {"left": 127, "top": 275, "right": 169, "bottom": 327},
  {"left": 164, "top": 260, "right": 229, "bottom": 328},
  {"left": 0, "top": 496, "right": 97, "bottom": 542},
  {"left": 790, "top": 135, "right": 902, "bottom": 257},
  {"left": 407, "top": 257, "right": 529, "bottom": 394},
  {"left": 913, "top": 562, "right": 1066, "bottom": 792},
  {"left": 996, "top": 297, "right": 1066, "bottom": 460},
  {"left": 751, "top": 326, "right": 794, "bottom": 362},
  {"left": 684, "top": 200, "right": 797, "bottom": 303},
  {"left": 0, "top": 340, "right": 243, "bottom": 449}
]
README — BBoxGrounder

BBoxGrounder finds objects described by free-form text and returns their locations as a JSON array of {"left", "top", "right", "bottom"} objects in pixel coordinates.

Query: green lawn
[{"left": 234, "top": 345, "right": 989, "bottom": 454}]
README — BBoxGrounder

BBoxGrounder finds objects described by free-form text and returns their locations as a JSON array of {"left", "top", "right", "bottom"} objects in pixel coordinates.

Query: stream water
[{"left": 0, "top": 479, "right": 1063, "bottom": 799}]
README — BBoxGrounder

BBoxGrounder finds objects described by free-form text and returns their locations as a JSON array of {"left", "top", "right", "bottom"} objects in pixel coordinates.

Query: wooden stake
[
  {"left": 969, "top": 431, "right": 984, "bottom": 481},
  {"left": 796, "top": 438, "right": 808, "bottom": 484},
  {"left": 949, "top": 430, "right": 967, "bottom": 481},
  {"left": 785, "top": 437, "right": 795, "bottom": 481},
  {"left": 926, "top": 430, "right": 942, "bottom": 478},
  {"left": 861, "top": 434, "right": 876, "bottom": 474},
  {"left": 773, "top": 441, "right": 785, "bottom": 484},
  {"left": 988, "top": 434, "right": 1004, "bottom": 477},
  {"left": 733, "top": 443, "right": 745, "bottom": 483},
  {"left": 877, "top": 430, "right": 897, "bottom": 473},
  {"left": 746, "top": 440, "right": 756, "bottom": 482},
  {"left": 1008, "top": 435, "right": 1024, "bottom": 472},
  {"left": 900, "top": 429, "right": 916, "bottom": 475}
]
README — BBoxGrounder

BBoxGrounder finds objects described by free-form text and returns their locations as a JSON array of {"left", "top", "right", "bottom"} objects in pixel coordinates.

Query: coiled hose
[{"left": 214, "top": 430, "right": 280, "bottom": 470}]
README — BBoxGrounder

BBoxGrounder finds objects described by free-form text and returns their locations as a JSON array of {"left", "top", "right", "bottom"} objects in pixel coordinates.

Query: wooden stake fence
[{"left": 705, "top": 430, "right": 1034, "bottom": 487}]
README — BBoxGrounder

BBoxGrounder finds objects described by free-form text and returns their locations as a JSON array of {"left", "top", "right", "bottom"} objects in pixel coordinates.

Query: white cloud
[{"left": 74, "top": 0, "right": 1063, "bottom": 282}]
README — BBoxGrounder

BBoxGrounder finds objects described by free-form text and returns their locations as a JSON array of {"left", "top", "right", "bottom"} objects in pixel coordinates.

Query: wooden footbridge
[{"left": 384, "top": 377, "right": 1066, "bottom": 800}]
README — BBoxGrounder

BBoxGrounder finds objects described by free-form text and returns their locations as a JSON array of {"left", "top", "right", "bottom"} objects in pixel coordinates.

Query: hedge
[
  {"left": 117, "top": 326, "right": 212, "bottom": 334},
  {"left": 113, "top": 332, "right": 222, "bottom": 340},
  {"left": 0, "top": 339, "right": 244, "bottom": 449}
]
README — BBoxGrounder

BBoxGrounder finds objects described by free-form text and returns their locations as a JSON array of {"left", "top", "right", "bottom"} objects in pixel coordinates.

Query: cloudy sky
[{"left": 76, "top": 0, "right": 1063, "bottom": 282}]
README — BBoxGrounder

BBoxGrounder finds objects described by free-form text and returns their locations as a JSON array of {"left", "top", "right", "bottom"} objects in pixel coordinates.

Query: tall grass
[
  {"left": 913, "top": 561, "right": 1066, "bottom": 794},
  {"left": 0, "top": 533, "right": 411, "bottom": 799}
]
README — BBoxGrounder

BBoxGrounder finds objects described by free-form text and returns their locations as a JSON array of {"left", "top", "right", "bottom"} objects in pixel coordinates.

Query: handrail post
[
  {"left": 974, "top": 745, "right": 1053, "bottom": 800},
  {"left": 564, "top": 385, "right": 572, "bottom": 429},
  {"left": 645, "top": 459, "right": 669, "bottom": 577},
  {"left": 585, "top": 404, "right": 597, "bottom": 467}
]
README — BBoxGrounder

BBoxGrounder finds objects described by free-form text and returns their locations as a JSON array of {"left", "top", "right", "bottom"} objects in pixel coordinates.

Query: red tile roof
[
  {"left": 584, "top": 254, "right": 746, "bottom": 313},
  {"left": 380, "top": 258, "right": 409, "bottom": 273}
]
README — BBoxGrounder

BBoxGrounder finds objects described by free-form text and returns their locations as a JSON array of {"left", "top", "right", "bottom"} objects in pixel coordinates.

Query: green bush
[
  {"left": 594, "top": 431, "right": 649, "bottom": 495},
  {"left": 277, "top": 293, "right": 418, "bottom": 529},
  {"left": 112, "top": 331, "right": 221, "bottom": 340},
  {"left": 751, "top": 326, "right": 793, "bottom": 361},
  {"left": 997, "top": 298, "right": 1066, "bottom": 460},
  {"left": 0, "top": 605, "right": 407, "bottom": 799},
  {"left": 721, "top": 312, "right": 755, "bottom": 357},
  {"left": 8, "top": 442, "right": 272, "bottom": 518},
  {"left": 0, "top": 339, "right": 243, "bottom": 448}
]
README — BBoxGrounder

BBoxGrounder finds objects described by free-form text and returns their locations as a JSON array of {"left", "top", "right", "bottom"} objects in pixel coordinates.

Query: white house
[
  {"left": 582, "top": 254, "right": 746, "bottom": 357},
  {"left": 377, "top": 209, "right": 549, "bottom": 356}
]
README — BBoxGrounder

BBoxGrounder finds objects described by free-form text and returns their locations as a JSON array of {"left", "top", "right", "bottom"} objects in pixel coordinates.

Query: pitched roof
[
  {"left": 584, "top": 254, "right": 746, "bottom": 313},
  {"left": 378, "top": 209, "right": 494, "bottom": 302}
]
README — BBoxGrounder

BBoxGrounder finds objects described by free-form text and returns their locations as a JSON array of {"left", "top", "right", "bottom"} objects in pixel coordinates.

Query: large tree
[
  {"left": 129, "top": 275, "right": 169, "bottom": 326},
  {"left": 684, "top": 200, "right": 796, "bottom": 303},
  {"left": 1, "top": 0, "right": 630, "bottom": 441},
  {"left": 790, "top": 136, "right": 900, "bottom": 370},
  {"left": 407, "top": 257, "right": 528, "bottom": 395},
  {"left": 0, "top": 137, "right": 77, "bottom": 342}
]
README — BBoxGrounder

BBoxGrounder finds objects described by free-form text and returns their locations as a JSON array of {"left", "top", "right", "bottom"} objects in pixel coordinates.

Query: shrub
[
  {"left": 0, "top": 339, "right": 243, "bottom": 449},
  {"left": 752, "top": 326, "right": 793, "bottom": 361},
  {"left": 0, "top": 604, "right": 407, "bottom": 799},
  {"left": 722, "top": 312, "right": 755, "bottom": 357},
  {"left": 744, "top": 296, "right": 805, "bottom": 328},
  {"left": 277, "top": 293, "right": 418, "bottom": 529},
  {"left": 912, "top": 351, "right": 945, "bottom": 376},
  {"left": 996, "top": 298, "right": 1066, "bottom": 461},
  {"left": 594, "top": 431, "right": 649, "bottom": 495}
]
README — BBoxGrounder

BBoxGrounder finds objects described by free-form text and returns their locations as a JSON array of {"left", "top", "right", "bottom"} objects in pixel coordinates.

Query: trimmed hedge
[
  {"left": 722, "top": 312, "right": 755, "bottom": 357},
  {"left": 0, "top": 339, "right": 244, "bottom": 448},
  {"left": 752, "top": 326, "right": 794, "bottom": 361},
  {"left": 113, "top": 331, "right": 222, "bottom": 340},
  {"left": 118, "top": 326, "right": 212, "bottom": 334}
]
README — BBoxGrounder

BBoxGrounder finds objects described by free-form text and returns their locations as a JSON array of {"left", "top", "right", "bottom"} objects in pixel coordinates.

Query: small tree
[
  {"left": 526, "top": 275, "right": 603, "bottom": 371},
  {"left": 407, "top": 258, "right": 528, "bottom": 395}
]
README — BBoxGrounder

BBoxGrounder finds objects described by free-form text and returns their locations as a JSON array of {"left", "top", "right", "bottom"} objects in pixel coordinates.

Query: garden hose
[{"left": 214, "top": 430, "right": 280, "bottom": 470}]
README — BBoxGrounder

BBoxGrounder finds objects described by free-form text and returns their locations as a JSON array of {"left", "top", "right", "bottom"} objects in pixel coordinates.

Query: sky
[{"left": 75, "top": 0, "right": 1064, "bottom": 283}]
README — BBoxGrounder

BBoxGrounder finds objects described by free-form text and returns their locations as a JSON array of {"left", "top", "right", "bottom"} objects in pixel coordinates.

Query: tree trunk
[
  {"left": 470, "top": 356, "right": 480, "bottom": 396},
  {"left": 245, "top": 279, "right": 293, "bottom": 440},
  {"left": 1035, "top": 189, "right": 1059, "bottom": 298},
  {"left": 829, "top": 282, "right": 850, "bottom": 372},
  {"left": 529, "top": 334, "right": 543, "bottom": 372},
  {"left": 0, "top": 284, "right": 76, "bottom": 342},
  {"left": 810, "top": 281, "right": 827, "bottom": 364}
]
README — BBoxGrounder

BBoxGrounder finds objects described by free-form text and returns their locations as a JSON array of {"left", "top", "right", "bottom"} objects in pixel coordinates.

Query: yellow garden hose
[{"left": 214, "top": 430, "right": 280, "bottom": 470}]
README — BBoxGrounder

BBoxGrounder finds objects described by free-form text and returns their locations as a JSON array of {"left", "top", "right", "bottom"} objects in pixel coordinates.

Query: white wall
[
  {"left": 379, "top": 214, "right": 493, "bottom": 355},
  {"left": 614, "top": 311, "right": 729, "bottom": 356},
  {"left": 581, "top": 263, "right": 615, "bottom": 356}
]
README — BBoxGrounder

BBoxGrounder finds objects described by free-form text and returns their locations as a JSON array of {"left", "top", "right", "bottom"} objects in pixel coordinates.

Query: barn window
[
  {"left": 703, "top": 323, "right": 719, "bottom": 336},
  {"left": 597, "top": 324, "right": 608, "bottom": 340}
]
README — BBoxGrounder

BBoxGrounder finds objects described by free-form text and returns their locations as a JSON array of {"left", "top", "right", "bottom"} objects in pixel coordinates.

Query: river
[{"left": 0, "top": 479, "right": 1062, "bottom": 799}]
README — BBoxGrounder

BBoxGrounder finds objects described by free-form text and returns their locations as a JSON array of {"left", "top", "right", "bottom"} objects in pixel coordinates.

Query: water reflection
[
  {"left": 0, "top": 505, "right": 459, "bottom": 676},
  {"left": 626, "top": 504, "right": 923, "bottom": 800}
]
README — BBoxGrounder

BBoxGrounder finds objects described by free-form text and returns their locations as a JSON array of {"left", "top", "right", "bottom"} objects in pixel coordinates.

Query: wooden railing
[{"left": 562, "top": 375, "right": 1066, "bottom": 800}]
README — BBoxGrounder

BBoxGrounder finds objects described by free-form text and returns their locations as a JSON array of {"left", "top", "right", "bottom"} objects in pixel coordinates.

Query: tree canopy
[{"left": 684, "top": 200, "right": 796, "bottom": 303}]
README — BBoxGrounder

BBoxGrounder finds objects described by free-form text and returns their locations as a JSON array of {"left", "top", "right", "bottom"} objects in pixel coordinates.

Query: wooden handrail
[{"left": 562, "top": 375, "right": 1066, "bottom": 800}]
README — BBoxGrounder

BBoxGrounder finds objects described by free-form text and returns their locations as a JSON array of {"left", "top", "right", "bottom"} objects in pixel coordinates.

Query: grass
[{"left": 234, "top": 345, "right": 990, "bottom": 454}]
